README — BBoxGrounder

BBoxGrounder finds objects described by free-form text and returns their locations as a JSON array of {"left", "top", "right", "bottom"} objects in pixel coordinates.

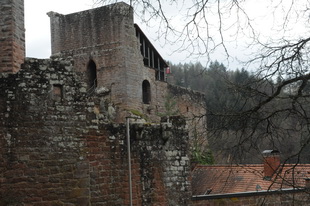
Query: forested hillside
[{"left": 167, "top": 61, "right": 310, "bottom": 164}]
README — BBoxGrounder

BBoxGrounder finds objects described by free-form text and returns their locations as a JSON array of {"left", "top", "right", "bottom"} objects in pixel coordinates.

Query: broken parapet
[{"left": 0, "top": 57, "right": 192, "bottom": 205}]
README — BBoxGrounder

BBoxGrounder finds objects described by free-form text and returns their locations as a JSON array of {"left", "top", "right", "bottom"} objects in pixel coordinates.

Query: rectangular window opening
[{"left": 52, "top": 84, "right": 63, "bottom": 102}]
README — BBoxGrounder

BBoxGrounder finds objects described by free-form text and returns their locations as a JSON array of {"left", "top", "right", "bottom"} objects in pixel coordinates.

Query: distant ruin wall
[
  {"left": 0, "top": 58, "right": 192, "bottom": 205},
  {"left": 0, "top": 0, "right": 25, "bottom": 73}
]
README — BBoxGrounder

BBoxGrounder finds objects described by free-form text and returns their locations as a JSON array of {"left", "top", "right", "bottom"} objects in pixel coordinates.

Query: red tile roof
[{"left": 192, "top": 164, "right": 310, "bottom": 196}]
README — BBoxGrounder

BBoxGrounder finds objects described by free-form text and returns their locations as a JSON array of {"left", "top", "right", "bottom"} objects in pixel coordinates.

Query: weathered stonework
[
  {"left": 0, "top": 0, "right": 25, "bottom": 73},
  {"left": 0, "top": 1, "right": 204, "bottom": 205},
  {"left": 47, "top": 3, "right": 206, "bottom": 126},
  {"left": 2, "top": 1, "right": 308, "bottom": 205},
  {"left": 0, "top": 58, "right": 192, "bottom": 205}
]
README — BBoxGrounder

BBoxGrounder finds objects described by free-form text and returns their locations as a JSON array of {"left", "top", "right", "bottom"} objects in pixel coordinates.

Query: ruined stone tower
[
  {"left": 0, "top": 0, "right": 25, "bottom": 73},
  {"left": 0, "top": 2, "right": 205, "bottom": 205},
  {"left": 47, "top": 3, "right": 206, "bottom": 125},
  {"left": 47, "top": 3, "right": 166, "bottom": 122}
]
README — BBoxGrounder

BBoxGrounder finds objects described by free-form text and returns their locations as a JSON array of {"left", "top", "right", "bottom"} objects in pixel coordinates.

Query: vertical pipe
[{"left": 126, "top": 117, "right": 133, "bottom": 206}]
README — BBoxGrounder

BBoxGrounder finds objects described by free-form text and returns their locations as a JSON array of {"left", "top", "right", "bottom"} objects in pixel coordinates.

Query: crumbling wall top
[{"left": 48, "top": 2, "right": 133, "bottom": 55}]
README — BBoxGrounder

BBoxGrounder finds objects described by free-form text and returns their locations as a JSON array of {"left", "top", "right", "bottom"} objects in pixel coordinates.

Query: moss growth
[
  {"left": 129, "top": 109, "right": 150, "bottom": 122},
  {"left": 130, "top": 109, "right": 144, "bottom": 117}
]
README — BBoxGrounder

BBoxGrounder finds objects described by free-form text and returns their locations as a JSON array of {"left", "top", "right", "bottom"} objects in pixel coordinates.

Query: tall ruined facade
[
  {"left": 47, "top": 3, "right": 205, "bottom": 124},
  {"left": 0, "top": 1, "right": 205, "bottom": 205}
]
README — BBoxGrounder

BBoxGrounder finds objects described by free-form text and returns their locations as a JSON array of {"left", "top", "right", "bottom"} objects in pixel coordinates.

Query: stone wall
[
  {"left": 47, "top": 2, "right": 142, "bottom": 120},
  {"left": 167, "top": 85, "right": 206, "bottom": 144},
  {"left": 0, "top": 0, "right": 25, "bottom": 73},
  {"left": 0, "top": 58, "right": 192, "bottom": 205},
  {"left": 47, "top": 3, "right": 206, "bottom": 126},
  {"left": 48, "top": 2, "right": 132, "bottom": 56},
  {"left": 0, "top": 3, "right": 205, "bottom": 205}
]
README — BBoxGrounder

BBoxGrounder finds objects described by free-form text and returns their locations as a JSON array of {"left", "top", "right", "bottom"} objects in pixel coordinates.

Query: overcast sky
[
  {"left": 25, "top": 0, "right": 308, "bottom": 70},
  {"left": 25, "top": 0, "right": 183, "bottom": 64},
  {"left": 25, "top": 0, "right": 92, "bottom": 58},
  {"left": 25, "top": 0, "right": 235, "bottom": 67}
]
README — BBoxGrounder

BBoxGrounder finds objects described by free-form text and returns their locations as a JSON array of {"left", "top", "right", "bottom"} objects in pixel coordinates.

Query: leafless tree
[{"left": 95, "top": 0, "right": 310, "bottom": 194}]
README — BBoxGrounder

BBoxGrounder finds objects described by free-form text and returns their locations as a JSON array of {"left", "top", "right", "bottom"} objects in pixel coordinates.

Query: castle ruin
[{"left": 0, "top": 1, "right": 206, "bottom": 205}]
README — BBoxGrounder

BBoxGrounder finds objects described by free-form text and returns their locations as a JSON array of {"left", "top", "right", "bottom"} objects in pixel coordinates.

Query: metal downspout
[{"left": 126, "top": 117, "right": 133, "bottom": 206}]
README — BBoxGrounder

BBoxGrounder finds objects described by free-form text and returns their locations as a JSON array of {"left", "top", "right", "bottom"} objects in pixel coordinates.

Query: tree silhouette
[{"left": 95, "top": 0, "right": 310, "bottom": 195}]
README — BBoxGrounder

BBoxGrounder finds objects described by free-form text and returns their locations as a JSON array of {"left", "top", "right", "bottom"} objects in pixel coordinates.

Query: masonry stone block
[{"left": 0, "top": 2, "right": 210, "bottom": 205}]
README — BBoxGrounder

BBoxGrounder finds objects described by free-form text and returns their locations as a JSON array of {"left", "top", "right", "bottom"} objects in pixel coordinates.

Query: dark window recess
[
  {"left": 142, "top": 80, "right": 151, "bottom": 104},
  {"left": 87, "top": 60, "right": 97, "bottom": 94},
  {"left": 53, "top": 84, "right": 63, "bottom": 102},
  {"left": 159, "top": 62, "right": 165, "bottom": 81},
  {"left": 150, "top": 50, "right": 154, "bottom": 68},
  {"left": 135, "top": 24, "right": 169, "bottom": 82}
]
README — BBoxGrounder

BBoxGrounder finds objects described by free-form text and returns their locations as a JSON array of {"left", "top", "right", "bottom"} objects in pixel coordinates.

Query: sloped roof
[{"left": 192, "top": 164, "right": 310, "bottom": 196}]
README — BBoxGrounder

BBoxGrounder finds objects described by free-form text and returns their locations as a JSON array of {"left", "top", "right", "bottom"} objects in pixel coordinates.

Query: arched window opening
[
  {"left": 87, "top": 60, "right": 97, "bottom": 91},
  {"left": 142, "top": 80, "right": 151, "bottom": 104}
]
